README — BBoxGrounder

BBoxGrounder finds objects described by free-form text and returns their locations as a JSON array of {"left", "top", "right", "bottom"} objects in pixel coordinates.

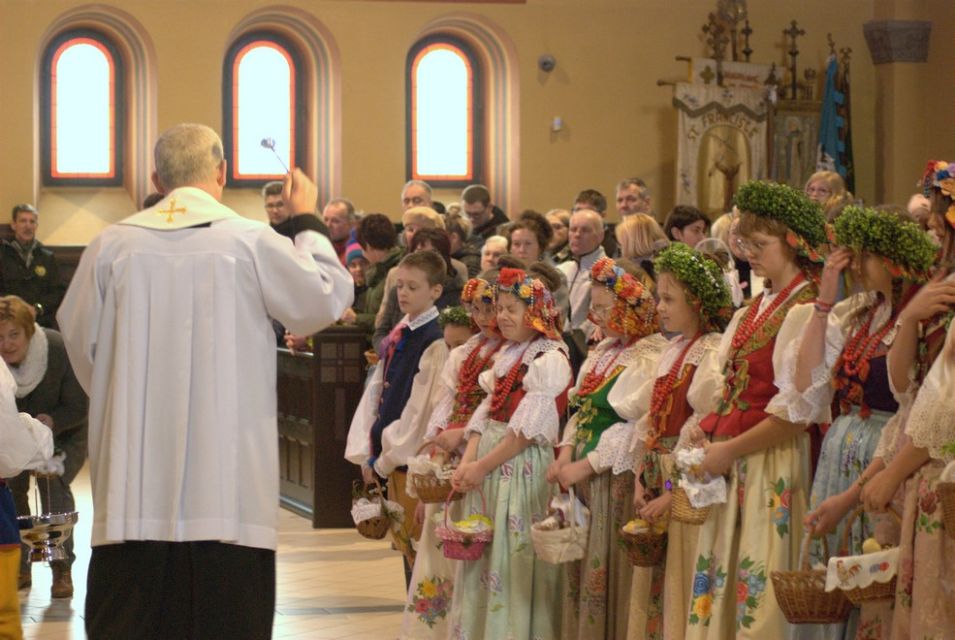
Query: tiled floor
[{"left": 18, "top": 467, "right": 407, "bottom": 639}]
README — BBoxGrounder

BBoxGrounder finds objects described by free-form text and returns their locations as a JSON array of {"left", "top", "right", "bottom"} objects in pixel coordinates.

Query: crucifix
[
  {"left": 783, "top": 20, "right": 806, "bottom": 100},
  {"left": 741, "top": 20, "right": 754, "bottom": 62},
  {"left": 157, "top": 198, "right": 187, "bottom": 224},
  {"left": 702, "top": 12, "right": 730, "bottom": 85}
]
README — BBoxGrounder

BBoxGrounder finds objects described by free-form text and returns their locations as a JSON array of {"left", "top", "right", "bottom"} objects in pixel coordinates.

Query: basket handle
[
  {"left": 566, "top": 485, "right": 579, "bottom": 533},
  {"left": 444, "top": 486, "right": 487, "bottom": 528},
  {"left": 799, "top": 530, "right": 830, "bottom": 571},
  {"left": 839, "top": 505, "right": 902, "bottom": 556}
]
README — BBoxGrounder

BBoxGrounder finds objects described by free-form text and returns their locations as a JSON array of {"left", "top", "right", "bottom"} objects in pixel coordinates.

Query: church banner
[{"left": 673, "top": 82, "right": 769, "bottom": 217}]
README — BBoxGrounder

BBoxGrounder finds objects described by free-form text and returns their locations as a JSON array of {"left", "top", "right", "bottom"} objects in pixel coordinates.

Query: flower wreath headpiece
[
  {"left": 438, "top": 305, "right": 473, "bottom": 329},
  {"left": 461, "top": 277, "right": 499, "bottom": 334},
  {"left": 461, "top": 278, "right": 494, "bottom": 305},
  {"left": 654, "top": 243, "right": 734, "bottom": 331},
  {"left": 590, "top": 257, "right": 659, "bottom": 338},
  {"left": 921, "top": 160, "right": 955, "bottom": 229},
  {"left": 495, "top": 268, "right": 562, "bottom": 340},
  {"left": 734, "top": 180, "right": 828, "bottom": 269},
  {"left": 831, "top": 205, "right": 937, "bottom": 283}
]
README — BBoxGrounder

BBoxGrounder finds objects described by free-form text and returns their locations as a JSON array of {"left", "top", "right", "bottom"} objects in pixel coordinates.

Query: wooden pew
[{"left": 277, "top": 326, "right": 366, "bottom": 527}]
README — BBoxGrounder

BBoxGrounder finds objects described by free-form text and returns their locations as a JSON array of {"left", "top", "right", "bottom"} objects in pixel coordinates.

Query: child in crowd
[
  {"left": 663, "top": 205, "right": 710, "bottom": 249},
  {"left": 547, "top": 257, "right": 665, "bottom": 640},
  {"left": 856, "top": 160, "right": 955, "bottom": 637},
  {"left": 626, "top": 244, "right": 731, "bottom": 640},
  {"left": 781, "top": 206, "right": 935, "bottom": 639},
  {"left": 345, "top": 250, "right": 450, "bottom": 583},
  {"left": 686, "top": 181, "right": 826, "bottom": 639},
  {"left": 345, "top": 242, "right": 369, "bottom": 319},
  {"left": 449, "top": 268, "right": 572, "bottom": 639},
  {"left": 400, "top": 279, "right": 503, "bottom": 640},
  {"left": 439, "top": 305, "right": 477, "bottom": 351}
]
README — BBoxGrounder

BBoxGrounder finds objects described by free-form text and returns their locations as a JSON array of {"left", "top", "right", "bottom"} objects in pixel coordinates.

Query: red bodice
[{"left": 700, "top": 340, "right": 776, "bottom": 437}]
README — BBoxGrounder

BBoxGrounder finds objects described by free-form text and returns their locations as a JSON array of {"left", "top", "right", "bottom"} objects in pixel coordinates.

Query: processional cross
[{"left": 783, "top": 20, "right": 806, "bottom": 100}]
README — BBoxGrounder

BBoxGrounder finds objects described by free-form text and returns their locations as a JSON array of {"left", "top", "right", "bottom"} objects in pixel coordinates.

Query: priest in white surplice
[{"left": 57, "top": 123, "right": 353, "bottom": 639}]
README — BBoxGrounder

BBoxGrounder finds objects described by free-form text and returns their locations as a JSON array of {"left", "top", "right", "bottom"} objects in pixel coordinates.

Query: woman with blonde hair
[
  {"left": 616, "top": 214, "right": 668, "bottom": 281},
  {"left": 805, "top": 170, "right": 853, "bottom": 220}
]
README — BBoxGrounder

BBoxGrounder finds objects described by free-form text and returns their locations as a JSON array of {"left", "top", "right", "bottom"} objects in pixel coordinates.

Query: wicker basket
[
  {"left": 620, "top": 523, "right": 667, "bottom": 568},
  {"left": 771, "top": 532, "right": 852, "bottom": 624},
  {"left": 836, "top": 506, "right": 901, "bottom": 605},
  {"left": 938, "top": 481, "right": 955, "bottom": 541},
  {"left": 435, "top": 489, "right": 493, "bottom": 561},
  {"left": 410, "top": 443, "right": 463, "bottom": 505},
  {"left": 531, "top": 487, "right": 589, "bottom": 564},
  {"left": 671, "top": 487, "right": 711, "bottom": 525},
  {"left": 352, "top": 478, "right": 392, "bottom": 541}
]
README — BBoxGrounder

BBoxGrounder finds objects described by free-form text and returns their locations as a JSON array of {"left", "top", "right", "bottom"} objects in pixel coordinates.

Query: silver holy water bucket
[{"left": 17, "top": 511, "right": 79, "bottom": 563}]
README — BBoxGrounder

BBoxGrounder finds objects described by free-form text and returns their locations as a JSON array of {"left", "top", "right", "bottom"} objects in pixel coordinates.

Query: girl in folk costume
[
  {"left": 858, "top": 161, "right": 955, "bottom": 638},
  {"left": 781, "top": 206, "right": 936, "bottom": 640},
  {"left": 685, "top": 181, "right": 827, "bottom": 640},
  {"left": 449, "top": 268, "right": 572, "bottom": 640},
  {"left": 400, "top": 279, "right": 503, "bottom": 639},
  {"left": 547, "top": 257, "right": 666, "bottom": 640},
  {"left": 626, "top": 243, "right": 733, "bottom": 640}
]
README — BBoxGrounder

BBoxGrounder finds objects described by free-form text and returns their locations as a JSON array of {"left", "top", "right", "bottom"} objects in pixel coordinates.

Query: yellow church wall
[{"left": 0, "top": 0, "right": 943, "bottom": 245}]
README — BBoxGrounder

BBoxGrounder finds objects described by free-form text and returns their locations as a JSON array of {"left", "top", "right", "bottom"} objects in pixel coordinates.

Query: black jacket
[{"left": 0, "top": 239, "right": 65, "bottom": 327}]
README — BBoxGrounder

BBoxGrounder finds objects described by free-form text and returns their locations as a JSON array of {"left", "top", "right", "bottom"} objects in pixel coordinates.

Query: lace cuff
[
  {"left": 507, "top": 391, "right": 559, "bottom": 445},
  {"left": 906, "top": 386, "right": 955, "bottom": 462},
  {"left": 766, "top": 329, "right": 837, "bottom": 424},
  {"left": 424, "top": 391, "right": 455, "bottom": 441},
  {"left": 589, "top": 421, "right": 636, "bottom": 475},
  {"left": 464, "top": 396, "right": 491, "bottom": 439}
]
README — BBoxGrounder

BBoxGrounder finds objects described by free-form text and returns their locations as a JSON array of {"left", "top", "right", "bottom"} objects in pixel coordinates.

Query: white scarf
[{"left": 9, "top": 324, "right": 48, "bottom": 398}]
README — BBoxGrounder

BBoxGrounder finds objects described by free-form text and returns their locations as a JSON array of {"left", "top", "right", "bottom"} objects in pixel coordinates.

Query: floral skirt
[
  {"left": 684, "top": 433, "right": 810, "bottom": 640},
  {"left": 448, "top": 420, "right": 560, "bottom": 640},
  {"left": 562, "top": 470, "right": 634, "bottom": 640},
  {"left": 627, "top": 438, "right": 680, "bottom": 640},
  {"left": 891, "top": 460, "right": 955, "bottom": 639},
  {"left": 627, "top": 439, "right": 695, "bottom": 640},
  {"left": 400, "top": 500, "right": 462, "bottom": 639},
  {"left": 795, "top": 410, "right": 894, "bottom": 640}
]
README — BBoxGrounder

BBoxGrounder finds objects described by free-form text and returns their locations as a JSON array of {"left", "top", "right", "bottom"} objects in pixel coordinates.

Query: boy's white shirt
[{"left": 344, "top": 305, "right": 450, "bottom": 475}]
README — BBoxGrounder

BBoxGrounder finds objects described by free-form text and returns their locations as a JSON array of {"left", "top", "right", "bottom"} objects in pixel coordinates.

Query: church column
[{"left": 864, "top": 3, "right": 932, "bottom": 205}]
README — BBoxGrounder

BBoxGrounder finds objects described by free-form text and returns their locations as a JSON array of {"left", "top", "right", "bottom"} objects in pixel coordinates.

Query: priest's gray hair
[{"left": 154, "top": 123, "right": 225, "bottom": 190}]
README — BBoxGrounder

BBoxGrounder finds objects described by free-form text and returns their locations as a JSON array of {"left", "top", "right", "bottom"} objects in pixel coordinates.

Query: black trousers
[{"left": 85, "top": 541, "right": 275, "bottom": 639}]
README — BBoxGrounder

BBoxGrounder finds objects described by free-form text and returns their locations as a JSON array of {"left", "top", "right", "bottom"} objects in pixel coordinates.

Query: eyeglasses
[{"left": 734, "top": 237, "right": 774, "bottom": 255}]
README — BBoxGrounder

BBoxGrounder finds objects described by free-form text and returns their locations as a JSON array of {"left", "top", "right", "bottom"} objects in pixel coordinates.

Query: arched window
[
  {"left": 407, "top": 35, "right": 483, "bottom": 186},
  {"left": 40, "top": 29, "right": 124, "bottom": 186},
  {"left": 223, "top": 32, "right": 305, "bottom": 186}
]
